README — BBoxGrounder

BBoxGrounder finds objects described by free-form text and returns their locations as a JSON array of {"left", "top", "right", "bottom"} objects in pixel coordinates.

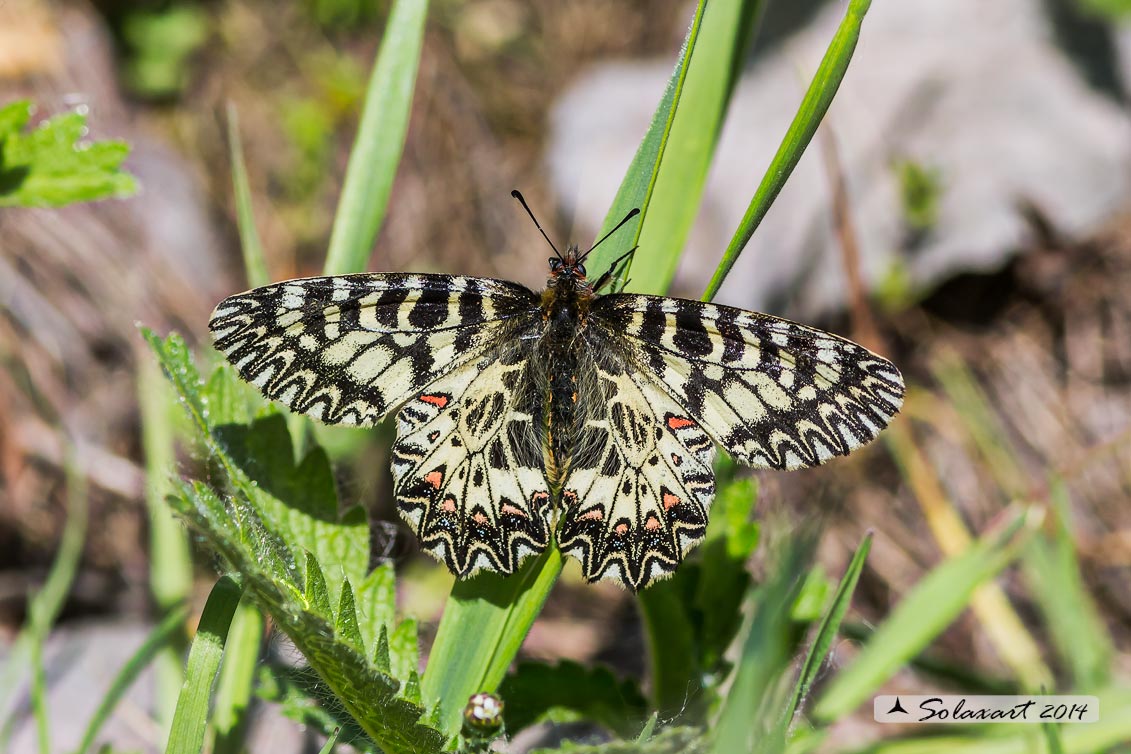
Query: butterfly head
[{"left": 548, "top": 245, "right": 588, "bottom": 282}]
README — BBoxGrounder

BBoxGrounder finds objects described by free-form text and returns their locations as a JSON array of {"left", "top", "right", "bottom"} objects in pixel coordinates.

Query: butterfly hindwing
[
  {"left": 558, "top": 355, "right": 715, "bottom": 590},
  {"left": 591, "top": 294, "right": 904, "bottom": 471},
  {"left": 391, "top": 350, "right": 550, "bottom": 576},
  {"left": 209, "top": 273, "right": 539, "bottom": 426}
]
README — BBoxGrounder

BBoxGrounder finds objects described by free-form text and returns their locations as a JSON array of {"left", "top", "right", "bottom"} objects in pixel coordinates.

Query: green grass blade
[
  {"left": 709, "top": 537, "right": 815, "bottom": 754},
  {"left": 782, "top": 532, "right": 872, "bottom": 728},
  {"left": 19, "top": 454, "right": 89, "bottom": 754},
  {"left": 138, "top": 356, "right": 193, "bottom": 737},
  {"left": 1021, "top": 478, "right": 1113, "bottom": 690},
  {"left": 629, "top": 0, "right": 764, "bottom": 295},
  {"left": 211, "top": 598, "right": 264, "bottom": 754},
  {"left": 421, "top": 547, "right": 563, "bottom": 738},
  {"left": 585, "top": 0, "right": 706, "bottom": 286},
  {"left": 702, "top": 0, "right": 873, "bottom": 301},
  {"left": 74, "top": 604, "right": 190, "bottom": 754},
  {"left": 813, "top": 507, "right": 1041, "bottom": 722},
  {"left": 165, "top": 575, "right": 243, "bottom": 754},
  {"left": 323, "top": 0, "right": 429, "bottom": 275},
  {"left": 226, "top": 102, "right": 270, "bottom": 288}
]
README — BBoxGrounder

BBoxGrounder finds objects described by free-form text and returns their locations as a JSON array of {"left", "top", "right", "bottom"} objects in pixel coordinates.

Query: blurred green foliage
[
  {"left": 894, "top": 157, "right": 943, "bottom": 232},
  {"left": 121, "top": 5, "right": 210, "bottom": 99},
  {"left": 0, "top": 100, "right": 137, "bottom": 207}
]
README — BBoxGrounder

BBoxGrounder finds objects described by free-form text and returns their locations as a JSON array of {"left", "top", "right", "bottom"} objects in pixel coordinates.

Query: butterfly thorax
[{"left": 536, "top": 245, "right": 599, "bottom": 494}]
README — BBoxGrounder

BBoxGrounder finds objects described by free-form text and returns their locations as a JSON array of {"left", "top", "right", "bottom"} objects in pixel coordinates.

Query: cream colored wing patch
[
  {"left": 391, "top": 351, "right": 550, "bottom": 577},
  {"left": 557, "top": 358, "right": 716, "bottom": 591}
]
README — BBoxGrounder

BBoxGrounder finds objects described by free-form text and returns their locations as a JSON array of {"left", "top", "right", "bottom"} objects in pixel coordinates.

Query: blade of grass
[
  {"left": 138, "top": 357, "right": 193, "bottom": 737},
  {"left": 421, "top": 547, "right": 563, "bottom": 738},
  {"left": 211, "top": 598, "right": 265, "bottom": 754},
  {"left": 812, "top": 507, "right": 1041, "bottom": 722},
  {"left": 585, "top": 0, "right": 707, "bottom": 285},
  {"left": 323, "top": 0, "right": 429, "bottom": 276},
  {"left": 1021, "top": 478, "right": 1112, "bottom": 690},
  {"left": 165, "top": 575, "right": 243, "bottom": 754},
  {"left": 709, "top": 535, "right": 815, "bottom": 754},
  {"left": 19, "top": 452, "right": 89, "bottom": 754},
  {"left": 629, "top": 0, "right": 765, "bottom": 295},
  {"left": 74, "top": 604, "right": 190, "bottom": 754},
  {"left": 702, "top": 0, "right": 873, "bottom": 301},
  {"left": 781, "top": 532, "right": 872, "bottom": 729},
  {"left": 226, "top": 102, "right": 269, "bottom": 289}
]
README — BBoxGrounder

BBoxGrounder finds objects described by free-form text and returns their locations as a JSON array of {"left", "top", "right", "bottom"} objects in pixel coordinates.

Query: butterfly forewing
[
  {"left": 209, "top": 273, "right": 539, "bottom": 426},
  {"left": 590, "top": 294, "right": 904, "bottom": 471}
]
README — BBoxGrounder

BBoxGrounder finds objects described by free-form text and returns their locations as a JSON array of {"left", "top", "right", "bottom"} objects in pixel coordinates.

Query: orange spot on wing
[
  {"left": 501, "top": 503, "right": 527, "bottom": 517},
  {"left": 614, "top": 523, "right": 629, "bottom": 536},
  {"left": 472, "top": 512, "right": 489, "bottom": 525},
  {"left": 419, "top": 394, "right": 449, "bottom": 408},
  {"left": 578, "top": 509, "right": 603, "bottom": 522},
  {"left": 663, "top": 492, "right": 681, "bottom": 510},
  {"left": 425, "top": 470, "right": 444, "bottom": 490},
  {"left": 645, "top": 516, "right": 661, "bottom": 531},
  {"left": 667, "top": 416, "right": 695, "bottom": 430},
  {"left": 441, "top": 498, "right": 457, "bottom": 513}
]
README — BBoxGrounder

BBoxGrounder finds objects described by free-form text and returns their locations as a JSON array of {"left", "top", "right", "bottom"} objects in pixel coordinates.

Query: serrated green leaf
[
  {"left": 499, "top": 661, "right": 648, "bottom": 739},
  {"left": 336, "top": 579, "right": 365, "bottom": 652},
  {"left": 389, "top": 619, "right": 419, "bottom": 681},
  {"left": 373, "top": 625, "right": 391, "bottom": 674},
  {"left": 257, "top": 664, "right": 380, "bottom": 754},
  {"left": 403, "top": 671, "right": 422, "bottom": 705},
  {"left": 0, "top": 101, "right": 138, "bottom": 207},
  {"left": 169, "top": 481, "right": 444, "bottom": 753},
  {"left": 306, "top": 553, "right": 333, "bottom": 617},
  {"left": 355, "top": 562, "right": 397, "bottom": 654}
]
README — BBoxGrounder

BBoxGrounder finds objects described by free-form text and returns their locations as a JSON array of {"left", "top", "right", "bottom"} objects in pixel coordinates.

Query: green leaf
[
  {"left": 499, "top": 661, "right": 649, "bottom": 738},
  {"left": 422, "top": 547, "right": 563, "bottom": 738},
  {"left": 0, "top": 100, "right": 138, "bottom": 207},
  {"left": 355, "top": 562, "right": 397, "bottom": 655},
  {"left": 323, "top": 0, "right": 429, "bottom": 275},
  {"left": 166, "top": 575, "right": 243, "bottom": 754},
  {"left": 146, "top": 329, "right": 443, "bottom": 753},
  {"left": 258, "top": 664, "right": 379, "bottom": 754},
  {"left": 336, "top": 579, "right": 366, "bottom": 652},
  {"left": 169, "top": 481, "right": 445, "bottom": 753},
  {"left": 1021, "top": 479, "right": 1113, "bottom": 690},
  {"left": 702, "top": 0, "right": 873, "bottom": 301},
  {"left": 813, "top": 507, "right": 1042, "bottom": 721},
  {"left": 638, "top": 574, "right": 700, "bottom": 720},
  {"left": 389, "top": 618, "right": 420, "bottom": 682}
]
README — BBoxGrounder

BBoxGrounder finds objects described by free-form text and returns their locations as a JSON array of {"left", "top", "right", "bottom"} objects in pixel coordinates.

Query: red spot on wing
[
  {"left": 666, "top": 416, "right": 695, "bottom": 430},
  {"left": 419, "top": 394, "right": 449, "bottom": 408},
  {"left": 662, "top": 492, "right": 681, "bottom": 510},
  {"left": 500, "top": 503, "right": 527, "bottom": 518},
  {"left": 424, "top": 470, "right": 444, "bottom": 490}
]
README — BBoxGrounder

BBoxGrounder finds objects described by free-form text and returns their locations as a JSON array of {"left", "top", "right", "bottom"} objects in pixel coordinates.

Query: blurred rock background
[{"left": 1, "top": 0, "right": 1130, "bottom": 750}]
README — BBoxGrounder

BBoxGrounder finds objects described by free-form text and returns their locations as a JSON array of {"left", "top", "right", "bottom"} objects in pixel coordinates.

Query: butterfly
[{"left": 209, "top": 192, "right": 904, "bottom": 590}]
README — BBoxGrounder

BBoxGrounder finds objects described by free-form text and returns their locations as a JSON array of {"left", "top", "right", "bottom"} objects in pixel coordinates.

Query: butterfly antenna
[
  {"left": 511, "top": 189, "right": 561, "bottom": 260},
  {"left": 580, "top": 207, "right": 640, "bottom": 262}
]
